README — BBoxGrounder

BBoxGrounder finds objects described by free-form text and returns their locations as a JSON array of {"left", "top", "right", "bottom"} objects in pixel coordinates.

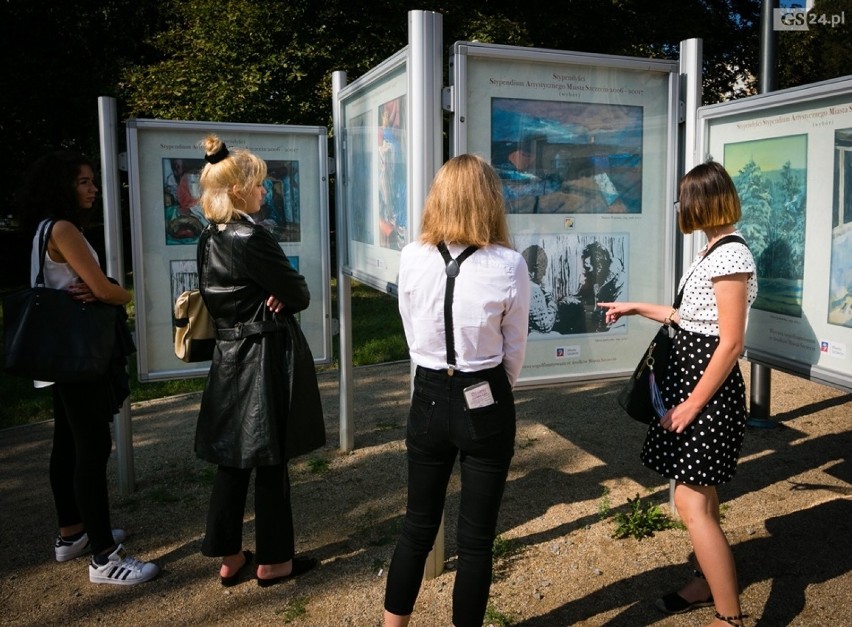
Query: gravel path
[{"left": 0, "top": 362, "right": 849, "bottom": 626}]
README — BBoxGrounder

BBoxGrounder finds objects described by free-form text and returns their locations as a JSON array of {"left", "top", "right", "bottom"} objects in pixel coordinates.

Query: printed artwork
[
  {"left": 377, "top": 96, "right": 407, "bottom": 250},
  {"left": 724, "top": 135, "right": 808, "bottom": 317},
  {"left": 829, "top": 127, "right": 852, "bottom": 327},
  {"left": 169, "top": 259, "right": 200, "bottom": 352},
  {"left": 259, "top": 162, "right": 301, "bottom": 242},
  {"left": 163, "top": 158, "right": 206, "bottom": 244},
  {"left": 348, "top": 111, "right": 374, "bottom": 244},
  {"left": 514, "top": 233, "right": 627, "bottom": 337},
  {"left": 169, "top": 259, "right": 199, "bottom": 305},
  {"left": 162, "top": 158, "right": 301, "bottom": 245},
  {"left": 491, "top": 98, "right": 643, "bottom": 214}
]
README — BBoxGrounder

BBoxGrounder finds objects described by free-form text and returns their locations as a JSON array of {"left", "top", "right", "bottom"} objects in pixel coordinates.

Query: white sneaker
[
  {"left": 89, "top": 544, "right": 159, "bottom": 585},
  {"left": 55, "top": 528, "right": 129, "bottom": 562}
]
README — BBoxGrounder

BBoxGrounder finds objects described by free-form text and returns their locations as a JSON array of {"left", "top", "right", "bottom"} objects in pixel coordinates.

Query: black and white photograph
[{"left": 514, "top": 233, "right": 627, "bottom": 338}]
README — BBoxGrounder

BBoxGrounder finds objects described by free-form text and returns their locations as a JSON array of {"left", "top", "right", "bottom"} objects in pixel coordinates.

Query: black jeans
[
  {"left": 49, "top": 380, "right": 115, "bottom": 554},
  {"left": 201, "top": 463, "right": 294, "bottom": 565},
  {"left": 384, "top": 365, "right": 516, "bottom": 627}
]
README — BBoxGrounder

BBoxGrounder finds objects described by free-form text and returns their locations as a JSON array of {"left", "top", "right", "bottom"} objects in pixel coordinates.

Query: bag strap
[
  {"left": 436, "top": 241, "right": 478, "bottom": 373},
  {"left": 33, "top": 220, "right": 55, "bottom": 287},
  {"left": 671, "top": 234, "right": 745, "bottom": 310}
]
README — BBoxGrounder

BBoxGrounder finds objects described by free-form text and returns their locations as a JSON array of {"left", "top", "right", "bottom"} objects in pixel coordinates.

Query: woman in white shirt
[{"left": 383, "top": 154, "right": 530, "bottom": 627}]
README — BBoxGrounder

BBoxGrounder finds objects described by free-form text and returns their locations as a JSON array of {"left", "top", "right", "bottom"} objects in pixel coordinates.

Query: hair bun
[{"left": 205, "top": 143, "right": 229, "bottom": 164}]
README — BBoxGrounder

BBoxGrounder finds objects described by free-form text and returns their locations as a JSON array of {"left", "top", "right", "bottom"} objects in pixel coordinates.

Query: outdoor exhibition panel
[
  {"left": 697, "top": 76, "right": 852, "bottom": 391},
  {"left": 337, "top": 49, "right": 411, "bottom": 295},
  {"left": 126, "top": 119, "right": 332, "bottom": 381},
  {"left": 449, "top": 42, "right": 680, "bottom": 387}
]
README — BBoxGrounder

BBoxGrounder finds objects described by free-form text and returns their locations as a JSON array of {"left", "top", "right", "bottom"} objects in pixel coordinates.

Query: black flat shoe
[
  {"left": 256, "top": 555, "right": 318, "bottom": 588},
  {"left": 220, "top": 550, "right": 253, "bottom": 587},
  {"left": 655, "top": 590, "right": 714, "bottom": 614}
]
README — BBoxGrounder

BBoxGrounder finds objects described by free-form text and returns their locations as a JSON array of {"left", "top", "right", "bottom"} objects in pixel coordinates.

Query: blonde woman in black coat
[{"left": 195, "top": 135, "right": 324, "bottom": 587}]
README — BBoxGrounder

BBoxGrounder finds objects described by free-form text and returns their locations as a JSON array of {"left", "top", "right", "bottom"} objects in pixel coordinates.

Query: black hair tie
[{"left": 205, "top": 143, "right": 229, "bottom": 164}]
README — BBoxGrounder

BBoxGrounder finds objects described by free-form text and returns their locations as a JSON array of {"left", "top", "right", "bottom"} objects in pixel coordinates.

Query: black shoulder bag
[
  {"left": 617, "top": 234, "right": 745, "bottom": 423},
  {"left": 3, "top": 220, "right": 118, "bottom": 382}
]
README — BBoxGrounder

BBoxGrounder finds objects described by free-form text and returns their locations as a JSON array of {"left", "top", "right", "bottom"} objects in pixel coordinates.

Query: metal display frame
[
  {"left": 448, "top": 42, "right": 681, "bottom": 388},
  {"left": 336, "top": 50, "right": 410, "bottom": 295},
  {"left": 697, "top": 75, "right": 852, "bottom": 392},
  {"left": 126, "top": 119, "right": 332, "bottom": 381}
]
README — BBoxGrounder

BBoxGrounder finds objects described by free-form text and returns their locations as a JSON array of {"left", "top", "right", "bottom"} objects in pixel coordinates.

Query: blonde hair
[
  {"left": 199, "top": 134, "right": 267, "bottom": 223},
  {"left": 420, "top": 154, "right": 510, "bottom": 247},
  {"left": 677, "top": 160, "right": 742, "bottom": 234}
]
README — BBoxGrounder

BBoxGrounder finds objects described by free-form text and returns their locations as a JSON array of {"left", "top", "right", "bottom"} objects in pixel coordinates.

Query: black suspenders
[{"left": 436, "top": 242, "right": 478, "bottom": 375}]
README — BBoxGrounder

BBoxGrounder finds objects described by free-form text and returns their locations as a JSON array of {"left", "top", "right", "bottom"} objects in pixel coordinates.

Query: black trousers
[
  {"left": 49, "top": 380, "right": 115, "bottom": 555},
  {"left": 201, "top": 463, "right": 295, "bottom": 565},
  {"left": 384, "top": 365, "right": 515, "bottom": 627}
]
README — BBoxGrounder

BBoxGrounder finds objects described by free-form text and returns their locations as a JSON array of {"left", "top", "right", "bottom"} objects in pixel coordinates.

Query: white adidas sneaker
[{"left": 89, "top": 544, "right": 159, "bottom": 585}]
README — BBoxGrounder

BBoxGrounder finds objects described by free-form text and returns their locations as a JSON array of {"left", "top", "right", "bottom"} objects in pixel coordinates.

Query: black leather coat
[{"left": 194, "top": 217, "right": 325, "bottom": 468}]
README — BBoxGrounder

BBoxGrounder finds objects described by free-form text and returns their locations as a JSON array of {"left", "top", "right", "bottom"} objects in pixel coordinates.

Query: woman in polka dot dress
[{"left": 599, "top": 161, "right": 757, "bottom": 627}]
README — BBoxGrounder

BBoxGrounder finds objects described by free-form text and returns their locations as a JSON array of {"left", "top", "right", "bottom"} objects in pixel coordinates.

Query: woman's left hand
[
  {"left": 659, "top": 402, "right": 700, "bottom": 434},
  {"left": 266, "top": 295, "right": 284, "bottom": 313},
  {"left": 67, "top": 280, "right": 97, "bottom": 303}
]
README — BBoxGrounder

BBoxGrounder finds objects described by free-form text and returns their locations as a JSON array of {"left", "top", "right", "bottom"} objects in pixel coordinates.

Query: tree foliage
[
  {"left": 1, "top": 0, "right": 849, "bottom": 183},
  {"left": 0, "top": 0, "right": 162, "bottom": 182}
]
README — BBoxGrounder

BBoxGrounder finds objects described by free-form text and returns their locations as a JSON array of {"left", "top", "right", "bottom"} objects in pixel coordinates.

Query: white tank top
[{"left": 30, "top": 219, "right": 99, "bottom": 289}]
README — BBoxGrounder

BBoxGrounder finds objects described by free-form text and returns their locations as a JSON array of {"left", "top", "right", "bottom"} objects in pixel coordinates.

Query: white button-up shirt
[{"left": 398, "top": 241, "right": 530, "bottom": 387}]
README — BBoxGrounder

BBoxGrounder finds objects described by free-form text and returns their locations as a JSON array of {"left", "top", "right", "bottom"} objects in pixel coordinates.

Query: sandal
[
  {"left": 715, "top": 611, "right": 748, "bottom": 626},
  {"left": 654, "top": 569, "right": 714, "bottom": 615}
]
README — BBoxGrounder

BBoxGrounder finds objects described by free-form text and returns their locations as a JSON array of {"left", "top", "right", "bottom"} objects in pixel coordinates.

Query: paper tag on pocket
[{"left": 463, "top": 381, "right": 495, "bottom": 410}]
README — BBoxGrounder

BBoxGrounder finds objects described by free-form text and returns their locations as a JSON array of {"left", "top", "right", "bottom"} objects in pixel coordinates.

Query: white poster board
[
  {"left": 338, "top": 50, "right": 410, "bottom": 294},
  {"left": 698, "top": 75, "right": 852, "bottom": 391},
  {"left": 126, "top": 119, "right": 332, "bottom": 381},
  {"left": 450, "top": 42, "right": 680, "bottom": 387}
]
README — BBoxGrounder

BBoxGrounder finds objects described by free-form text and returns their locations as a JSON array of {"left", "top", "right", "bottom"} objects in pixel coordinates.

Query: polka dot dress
[
  {"left": 640, "top": 329, "right": 747, "bottom": 485},
  {"left": 640, "top": 235, "right": 757, "bottom": 486}
]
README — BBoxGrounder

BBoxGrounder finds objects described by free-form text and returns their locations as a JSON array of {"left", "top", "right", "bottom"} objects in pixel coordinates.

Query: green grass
[
  {"left": 306, "top": 457, "right": 330, "bottom": 473},
  {"left": 597, "top": 487, "right": 612, "bottom": 520},
  {"left": 483, "top": 604, "right": 516, "bottom": 626},
  {"left": 0, "top": 279, "right": 407, "bottom": 430},
  {"left": 342, "top": 279, "right": 408, "bottom": 367},
  {"left": 611, "top": 493, "right": 683, "bottom": 540},
  {"left": 492, "top": 534, "right": 520, "bottom": 560},
  {"left": 273, "top": 596, "right": 309, "bottom": 623}
]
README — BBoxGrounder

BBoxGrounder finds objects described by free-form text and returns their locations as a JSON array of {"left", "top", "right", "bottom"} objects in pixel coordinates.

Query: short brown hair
[
  {"left": 677, "top": 160, "right": 741, "bottom": 234},
  {"left": 420, "top": 154, "right": 510, "bottom": 247}
]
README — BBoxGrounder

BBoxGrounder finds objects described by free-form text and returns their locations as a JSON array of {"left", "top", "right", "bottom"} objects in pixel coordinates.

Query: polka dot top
[{"left": 676, "top": 232, "right": 757, "bottom": 335}]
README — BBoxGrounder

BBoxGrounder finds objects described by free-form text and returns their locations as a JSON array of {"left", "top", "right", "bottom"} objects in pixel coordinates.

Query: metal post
[
  {"left": 409, "top": 9, "right": 445, "bottom": 580},
  {"left": 98, "top": 96, "right": 136, "bottom": 494},
  {"left": 748, "top": 0, "right": 778, "bottom": 428},
  {"left": 671, "top": 39, "right": 704, "bottom": 508},
  {"left": 332, "top": 71, "right": 355, "bottom": 452},
  {"left": 679, "top": 38, "right": 705, "bottom": 289}
]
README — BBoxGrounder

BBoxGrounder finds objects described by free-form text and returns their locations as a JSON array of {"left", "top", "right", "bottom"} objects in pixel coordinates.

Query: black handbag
[
  {"left": 617, "top": 321, "right": 677, "bottom": 423},
  {"left": 617, "top": 234, "right": 746, "bottom": 424},
  {"left": 3, "top": 220, "right": 118, "bottom": 382}
]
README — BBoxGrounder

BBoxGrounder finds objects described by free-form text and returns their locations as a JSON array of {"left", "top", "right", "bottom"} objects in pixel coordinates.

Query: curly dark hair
[{"left": 14, "top": 151, "right": 96, "bottom": 236}]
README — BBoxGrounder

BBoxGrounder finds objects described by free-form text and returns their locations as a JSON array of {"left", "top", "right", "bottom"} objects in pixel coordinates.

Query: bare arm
[
  {"left": 661, "top": 273, "right": 749, "bottom": 433},
  {"left": 48, "top": 220, "right": 131, "bottom": 305},
  {"left": 597, "top": 301, "right": 677, "bottom": 326}
]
